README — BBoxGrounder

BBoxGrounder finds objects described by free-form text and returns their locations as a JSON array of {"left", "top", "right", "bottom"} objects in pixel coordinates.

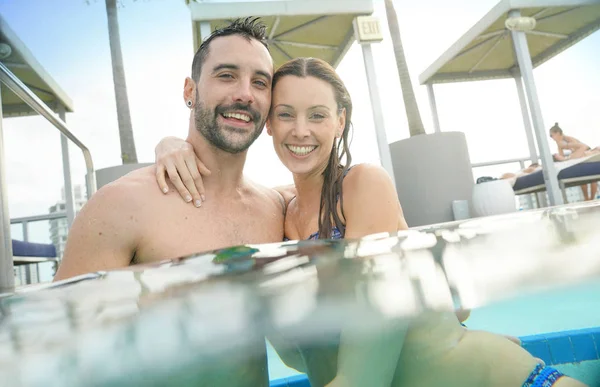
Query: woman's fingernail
[
  {"left": 185, "top": 195, "right": 192, "bottom": 202},
  {"left": 162, "top": 187, "right": 168, "bottom": 193},
  {"left": 201, "top": 195, "right": 206, "bottom": 201},
  {"left": 195, "top": 200, "right": 202, "bottom": 207}
]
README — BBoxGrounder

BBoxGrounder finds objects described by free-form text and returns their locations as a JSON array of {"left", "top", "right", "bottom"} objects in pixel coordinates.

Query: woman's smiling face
[{"left": 267, "top": 75, "right": 345, "bottom": 177}]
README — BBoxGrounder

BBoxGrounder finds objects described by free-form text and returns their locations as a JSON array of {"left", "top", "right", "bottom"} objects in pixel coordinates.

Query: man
[
  {"left": 55, "top": 18, "right": 284, "bottom": 281},
  {"left": 54, "top": 18, "right": 282, "bottom": 387}
]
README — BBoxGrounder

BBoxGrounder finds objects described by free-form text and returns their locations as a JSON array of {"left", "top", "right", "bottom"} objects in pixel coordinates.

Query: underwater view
[{"left": 1, "top": 202, "right": 599, "bottom": 387}]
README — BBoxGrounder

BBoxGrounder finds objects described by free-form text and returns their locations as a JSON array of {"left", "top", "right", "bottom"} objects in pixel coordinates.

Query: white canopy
[
  {"left": 0, "top": 14, "right": 73, "bottom": 117},
  {"left": 418, "top": 0, "right": 600, "bottom": 207},
  {"left": 186, "top": 0, "right": 375, "bottom": 69},
  {"left": 420, "top": 0, "right": 600, "bottom": 85}
]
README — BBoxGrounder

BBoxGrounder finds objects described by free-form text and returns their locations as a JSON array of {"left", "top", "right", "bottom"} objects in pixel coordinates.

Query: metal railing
[
  {"left": 0, "top": 62, "right": 96, "bottom": 199},
  {"left": 0, "top": 62, "right": 96, "bottom": 293},
  {"left": 11, "top": 212, "right": 67, "bottom": 243},
  {"left": 471, "top": 156, "right": 535, "bottom": 170},
  {"left": 10, "top": 212, "right": 66, "bottom": 286}
]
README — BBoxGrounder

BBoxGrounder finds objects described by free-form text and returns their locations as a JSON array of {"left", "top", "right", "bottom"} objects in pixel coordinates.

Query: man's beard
[{"left": 194, "top": 99, "right": 266, "bottom": 154}]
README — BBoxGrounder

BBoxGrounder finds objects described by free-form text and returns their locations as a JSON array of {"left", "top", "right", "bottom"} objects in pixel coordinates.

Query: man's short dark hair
[{"left": 191, "top": 17, "right": 269, "bottom": 82}]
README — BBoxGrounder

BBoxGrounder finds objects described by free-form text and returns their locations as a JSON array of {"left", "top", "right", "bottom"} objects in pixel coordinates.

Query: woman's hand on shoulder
[
  {"left": 155, "top": 136, "right": 211, "bottom": 207},
  {"left": 342, "top": 164, "right": 408, "bottom": 239}
]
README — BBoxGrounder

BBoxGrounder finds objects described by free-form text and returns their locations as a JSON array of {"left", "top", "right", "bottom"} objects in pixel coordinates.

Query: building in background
[{"left": 48, "top": 185, "right": 87, "bottom": 258}]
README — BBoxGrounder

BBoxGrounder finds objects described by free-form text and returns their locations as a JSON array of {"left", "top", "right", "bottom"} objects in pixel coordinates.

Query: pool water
[
  {"left": 267, "top": 280, "right": 600, "bottom": 384},
  {"left": 3, "top": 201, "right": 600, "bottom": 387}
]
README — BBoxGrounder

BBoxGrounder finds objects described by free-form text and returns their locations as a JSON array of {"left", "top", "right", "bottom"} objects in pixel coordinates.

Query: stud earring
[{"left": 186, "top": 100, "right": 192, "bottom": 107}]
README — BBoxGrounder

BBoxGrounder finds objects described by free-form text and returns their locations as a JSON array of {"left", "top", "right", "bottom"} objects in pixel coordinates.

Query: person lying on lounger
[{"left": 500, "top": 163, "right": 542, "bottom": 180}]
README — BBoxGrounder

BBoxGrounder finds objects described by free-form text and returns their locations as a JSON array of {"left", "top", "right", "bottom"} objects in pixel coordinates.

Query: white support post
[
  {"left": 514, "top": 75, "right": 538, "bottom": 164},
  {"left": 58, "top": 105, "right": 75, "bottom": 229},
  {"left": 0, "top": 83, "right": 14, "bottom": 293},
  {"left": 509, "top": 10, "right": 563, "bottom": 207},
  {"left": 427, "top": 83, "right": 441, "bottom": 133},
  {"left": 361, "top": 43, "right": 396, "bottom": 187},
  {"left": 514, "top": 86, "right": 536, "bottom": 211},
  {"left": 200, "top": 22, "right": 212, "bottom": 43}
]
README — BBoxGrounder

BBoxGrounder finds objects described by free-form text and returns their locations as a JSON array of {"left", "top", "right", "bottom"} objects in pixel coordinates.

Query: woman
[
  {"left": 153, "top": 59, "right": 585, "bottom": 387},
  {"left": 550, "top": 123, "right": 597, "bottom": 201}
]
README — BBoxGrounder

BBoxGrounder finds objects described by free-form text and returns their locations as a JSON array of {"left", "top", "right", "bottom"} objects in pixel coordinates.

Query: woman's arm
[
  {"left": 325, "top": 164, "right": 408, "bottom": 387},
  {"left": 154, "top": 136, "right": 211, "bottom": 207}
]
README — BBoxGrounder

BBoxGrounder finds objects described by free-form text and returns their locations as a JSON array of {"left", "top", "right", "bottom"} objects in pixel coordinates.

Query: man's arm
[{"left": 54, "top": 184, "right": 140, "bottom": 281}]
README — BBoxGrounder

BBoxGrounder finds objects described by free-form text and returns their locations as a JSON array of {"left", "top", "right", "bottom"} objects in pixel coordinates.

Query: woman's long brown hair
[{"left": 272, "top": 58, "right": 353, "bottom": 239}]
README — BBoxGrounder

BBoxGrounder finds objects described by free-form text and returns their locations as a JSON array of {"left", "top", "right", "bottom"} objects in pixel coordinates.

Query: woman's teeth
[
  {"left": 286, "top": 145, "right": 317, "bottom": 156},
  {"left": 222, "top": 112, "right": 251, "bottom": 122}
]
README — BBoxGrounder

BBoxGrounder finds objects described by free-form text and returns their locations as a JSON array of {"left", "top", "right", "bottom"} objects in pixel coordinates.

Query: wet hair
[
  {"left": 191, "top": 17, "right": 269, "bottom": 82},
  {"left": 272, "top": 58, "right": 353, "bottom": 239},
  {"left": 549, "top": 122, "right": 563, "bottom": 136}
]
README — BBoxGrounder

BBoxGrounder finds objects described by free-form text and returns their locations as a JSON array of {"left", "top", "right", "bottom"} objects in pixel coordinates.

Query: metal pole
[
  {"left": 515, "top": 126, "right": 538, "bottom": 209},
  {"left": 0, "top": 62, "right": 96, "bottom": 200},
  {"left": 514, "top": 75, "right": 538, "bottom": 164},
  {"left": 58, "top": 105, "right": 75, "bottom": 228},
  {"left": 509, "top": 10, "right": 563, "bottom": 206},
  {"left": 24, "top": 265, "right": 31, "bottom": 285},
  {"left": 360, "top": 43, "right": 396, "bottom": 187},
  {"left": 427, "top": 83, "right": 441, "bottom": 133},
  {"left": 22, "top": 221, "right": 28, "bottom": 242},
  {"left": 0, "top": 83, "right": 15, "bottom": 293}
]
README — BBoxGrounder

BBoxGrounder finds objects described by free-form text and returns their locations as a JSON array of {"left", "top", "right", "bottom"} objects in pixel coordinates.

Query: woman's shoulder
[
  {"left": 342, "top": 163, "right": 396, "bottom": 198},
  {"left": 344, "top": 163, "right": 392, "bottom": 181}
]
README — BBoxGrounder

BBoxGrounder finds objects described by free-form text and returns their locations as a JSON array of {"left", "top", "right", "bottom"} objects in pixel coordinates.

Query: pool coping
[{"left": 269, "top": 326, "right": 600, "bottom": 386}]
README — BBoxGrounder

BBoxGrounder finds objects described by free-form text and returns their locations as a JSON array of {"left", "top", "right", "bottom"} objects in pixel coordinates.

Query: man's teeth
[
  {"left": 287, "top": 145, "right": 317, "bottom": 156},
  {"left": 223, "top": 112, "right": 251, "bottom": 122}
]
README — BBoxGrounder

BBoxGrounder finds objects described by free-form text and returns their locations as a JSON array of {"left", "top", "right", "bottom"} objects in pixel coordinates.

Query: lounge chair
[
  {"left": 12, "top": 239, "right": 58, "bottom": 284},
  {"left": 513, "top": 154, "right": 600, "bottom": 200}
]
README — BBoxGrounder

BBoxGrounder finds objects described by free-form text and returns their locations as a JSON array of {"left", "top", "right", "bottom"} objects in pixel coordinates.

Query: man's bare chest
[{"left": 134, "top": 201, "right": 283, "bottom": 264}]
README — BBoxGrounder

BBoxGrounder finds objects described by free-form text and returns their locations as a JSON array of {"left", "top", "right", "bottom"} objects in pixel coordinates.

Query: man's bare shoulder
[
  {"left": 79, "top": 166, "right": 167, "bottom": 226},
  {"left": 245, "top": 180, "right": 286, "bottom": 215},
  {"left": 55, "top": 166, "right": 159, "bottom": 280},
  {"left": 95, "top": 165, "right": 161, "bottom": 202}
]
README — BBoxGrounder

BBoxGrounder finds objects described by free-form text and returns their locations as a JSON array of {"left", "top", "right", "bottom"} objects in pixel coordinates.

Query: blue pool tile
[
  {"left": 270, "top": 375, "right": 310, "bottom": 387},
  {"left": 547, "top": 336, "right": 575, "bottom": 365},
  {"left": 593, "top": 333, "right": 600, "bottom": 353},
  {"left": 522, "top": 340, "right": 552, "bottom": 365},
  {"left": 570, "top": 334, "right": 599, "bottom": 362},
  {"left": 270, "top": 379, "right": 289, "bottom": 387}
]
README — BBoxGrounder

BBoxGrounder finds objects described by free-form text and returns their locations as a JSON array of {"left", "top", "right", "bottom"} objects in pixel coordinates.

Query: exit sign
[{"left": 353, "top": 16, "right": 383, "bottom": 43}]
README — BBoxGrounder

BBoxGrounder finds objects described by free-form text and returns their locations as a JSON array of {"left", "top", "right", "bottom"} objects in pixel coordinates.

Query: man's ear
[
  {"left": 183, "top": 77, "right": 196, "bottom": 107},
  {"left": 266, "top": 118, "right": 273, "bottom": 136}
]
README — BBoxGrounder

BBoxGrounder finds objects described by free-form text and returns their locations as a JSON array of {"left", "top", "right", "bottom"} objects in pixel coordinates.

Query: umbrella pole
[{"left": 509, "top": 10, "right": 563, "bottom": 207}]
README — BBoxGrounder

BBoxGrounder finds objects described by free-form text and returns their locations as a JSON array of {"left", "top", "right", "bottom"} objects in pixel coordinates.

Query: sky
[{"left": 0, "top": 0, "right": 599, "bottom": 250}]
